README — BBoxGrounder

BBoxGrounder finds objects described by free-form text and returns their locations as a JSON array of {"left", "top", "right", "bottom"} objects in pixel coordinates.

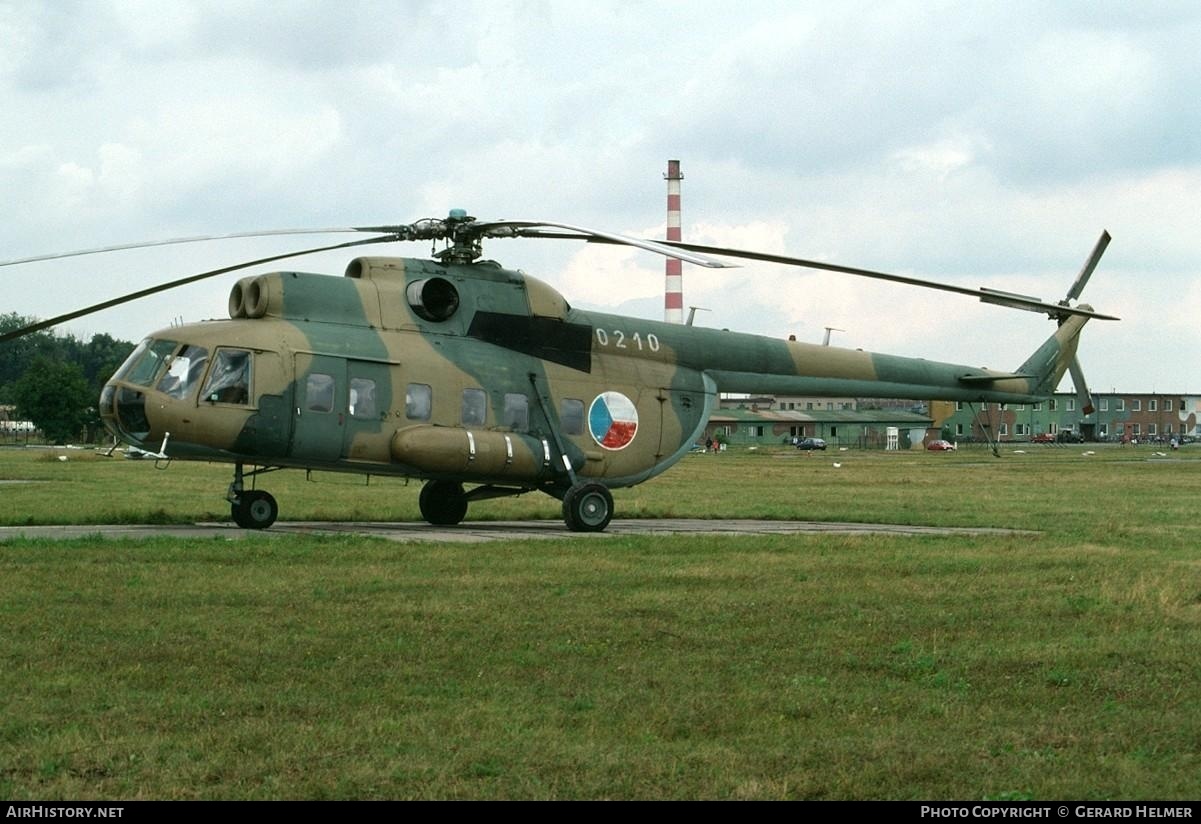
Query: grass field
[{"left": 2, "top": 444, "right": 1200, "bottom": 799}]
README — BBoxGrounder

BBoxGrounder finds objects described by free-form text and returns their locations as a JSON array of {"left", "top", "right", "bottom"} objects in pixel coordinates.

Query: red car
[
  {"left": 1031, "top": 433, "right": 1055, "bottom": 443},
  {"left": 926, "top": 440, "right": 957, "bottom": 451}
]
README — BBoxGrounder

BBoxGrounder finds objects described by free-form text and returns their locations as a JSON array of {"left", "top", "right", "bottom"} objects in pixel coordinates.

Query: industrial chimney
[{"left": 664, "top": 159, "right": 683, "bottom": 323}]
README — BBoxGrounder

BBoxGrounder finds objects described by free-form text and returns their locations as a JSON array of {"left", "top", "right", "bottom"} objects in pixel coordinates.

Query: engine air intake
[{"left": 406, "top": 277, "right": 460, "bottom": 322}]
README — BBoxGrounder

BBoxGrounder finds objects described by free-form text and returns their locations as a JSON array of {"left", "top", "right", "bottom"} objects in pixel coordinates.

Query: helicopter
[{"left": 0, "top": 211, "right": 1115, "bottom": 532}]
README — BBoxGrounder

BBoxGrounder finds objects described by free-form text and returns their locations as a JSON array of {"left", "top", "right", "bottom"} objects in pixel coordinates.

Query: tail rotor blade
[
  {"left": 1067, "top": 356, "right": 1095, "bottom": 416},
  {"left": 1065, "top": 230, "right": 1111, "bottom": 303}
]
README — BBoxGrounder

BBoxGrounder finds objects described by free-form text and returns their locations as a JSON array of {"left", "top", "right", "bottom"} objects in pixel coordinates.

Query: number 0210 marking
[{"left": 595, "top": 329, "right": 660, "bottom": 353}]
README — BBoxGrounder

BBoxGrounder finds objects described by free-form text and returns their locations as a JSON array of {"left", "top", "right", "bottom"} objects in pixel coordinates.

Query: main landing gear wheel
[
  {"left": 419, "top": 480, "right": 469, "bottom": 526},
  {"left": 232, "top": 490, "right": 278, "bottom": 530},
  {"left": 562, "top": 482, "right": 613, "bottom": 532}
]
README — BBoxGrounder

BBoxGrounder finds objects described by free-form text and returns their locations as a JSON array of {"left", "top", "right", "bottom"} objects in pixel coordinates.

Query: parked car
[
  {"left": 795, "top": 437, "right": 827, "bottom": 451},
  {"left": 926, "top": 439, "right": 957, "bottom": 451},
  {"left": 1030, "top": 433, "right": 1056, "bottom": 443}
]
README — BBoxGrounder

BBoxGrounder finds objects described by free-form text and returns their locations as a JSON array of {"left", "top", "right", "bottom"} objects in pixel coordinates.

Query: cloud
[{"left": 1, "top": 1, "right": 1198, "bottom": 393}]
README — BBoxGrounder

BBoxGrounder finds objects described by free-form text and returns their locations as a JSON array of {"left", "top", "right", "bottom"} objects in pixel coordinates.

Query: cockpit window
[
  {"left": 120, "top": 339, "right": 179, "bottom": 386},
  {"left": 201, "top": 349, "right": 252, "bottom": 405},
  {"left": 156, "top": 345, "right": 209, "bottom": 400}
]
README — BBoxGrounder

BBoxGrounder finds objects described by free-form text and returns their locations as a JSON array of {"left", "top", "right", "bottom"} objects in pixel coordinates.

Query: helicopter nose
[{"left": 100, "top": 381, "right": 151, "bottom": 445}]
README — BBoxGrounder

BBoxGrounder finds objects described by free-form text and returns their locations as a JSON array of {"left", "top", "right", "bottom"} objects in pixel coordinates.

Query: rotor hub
[{"left": 432, "top": 209, "right": 483, "bottom": 264}]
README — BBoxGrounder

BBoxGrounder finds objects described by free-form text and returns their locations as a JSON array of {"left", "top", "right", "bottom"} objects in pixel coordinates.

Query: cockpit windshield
[{"left": 116, "top": 338, "right": 179, "bottom": 386}]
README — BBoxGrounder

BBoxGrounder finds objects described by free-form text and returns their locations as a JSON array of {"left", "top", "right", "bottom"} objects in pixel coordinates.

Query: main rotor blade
[
  {"left": 1067, "top": 356, "right": 1095, "bottom": 416},
  {"left": 563, "top": 235, "right": 1119, "bottom": 321},
  {"left": 0, "top": 235, "right": 396, "bottom": 344},
  {"left": 471, "top": 220, "right": 735, "bottom": 268},
  {"left": 1064, "top": 230, "right": 1112, "bottom": 302},
  {"left": 0, "top": 227, "right": 394, "bottom": 269}
]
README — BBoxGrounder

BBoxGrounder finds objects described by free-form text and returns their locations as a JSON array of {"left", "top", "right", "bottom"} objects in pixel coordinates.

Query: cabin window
[
  {"left": 1149, "top": 399, "right": 1158, "bottom": 412},
  {"left": 1099, "top": 424, "right": 1108, "bottom": 438},
  {"left": 201, "top": 348, "right": 251, "bottom": 405},
  {"left": 560, "top": 399, "right": 584, "bottom": 435},
  {"left": 1165, "top": 399, "right": 1174, "bottom": 412},
  {"left": 956, "top": 423, "right": 964, "bottom": 436},
  {"left": 1099, "top": 398, "right": 1108, "bottom": 412},
  {"left": 461, "top": 388, "right": 487, "bottom": 426},
  {"left": 122, "top": 338, "right": 179, "bottom": 386},
  {"left": 306, "top": 373, "right": 335, "bottom": 413},
  {"left": 350, "top": 378, "right": 377, "bottom": 419},
  {"left": 405, "top": 383, "right": 431, "bottom": 420},
  {"left": 1149, "top": 424, "right": 1158, "bottom": 436},
  {"left": 503, "top": 393, "right": 529, "bottom": 432},
  {"left": 157, "top": 345, "right": 209, "bottom": 400}
]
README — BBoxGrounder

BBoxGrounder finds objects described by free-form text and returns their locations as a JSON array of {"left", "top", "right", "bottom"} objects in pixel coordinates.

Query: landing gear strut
[
  {"left": 228, "top": 462, "right": 279, "bottom": 530},
  {"left": 527, "top": 371, "right": 615, "bottom": 532}
]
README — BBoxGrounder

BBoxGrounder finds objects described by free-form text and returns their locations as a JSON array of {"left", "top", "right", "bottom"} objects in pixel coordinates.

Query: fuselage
[{"left": 99, "top": 255, "right": 1083, "bottom": 491}]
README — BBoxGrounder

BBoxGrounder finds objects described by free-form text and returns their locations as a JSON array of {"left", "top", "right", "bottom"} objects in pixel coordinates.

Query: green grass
[{"left": 1, "top": 444, "right": 1200, "bottom": 799}]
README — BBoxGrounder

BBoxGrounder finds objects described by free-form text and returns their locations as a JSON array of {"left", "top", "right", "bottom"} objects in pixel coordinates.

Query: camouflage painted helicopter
[{"left": 1, "top": 212, "right": 1115, "bottom": 531}]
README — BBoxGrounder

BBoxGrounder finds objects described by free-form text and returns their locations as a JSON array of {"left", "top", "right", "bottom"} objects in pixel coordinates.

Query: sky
[{"left": 2, "top": 0, "right": 1199, "bottom": 393}]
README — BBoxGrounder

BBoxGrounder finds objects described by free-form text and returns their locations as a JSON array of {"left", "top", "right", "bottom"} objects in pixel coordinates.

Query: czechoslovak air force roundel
[{"left": 588, "top": 391, "right": 639, "bottom": 450}]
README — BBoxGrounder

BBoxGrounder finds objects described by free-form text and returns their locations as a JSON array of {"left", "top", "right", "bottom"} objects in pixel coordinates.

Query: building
[
  {"left": 930, "top": 393, "right": 1201, "bottom": 443},
  {"left": 705, "top": 405, "right": 933, "bottom": 449},
  {"left": 0, "top": 405, "right": 36, "bottom": 435}
]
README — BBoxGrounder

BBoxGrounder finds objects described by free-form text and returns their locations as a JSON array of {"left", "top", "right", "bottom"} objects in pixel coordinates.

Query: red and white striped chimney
[{"left": 664, "top": 159, "right": 683, "bottom": 324}]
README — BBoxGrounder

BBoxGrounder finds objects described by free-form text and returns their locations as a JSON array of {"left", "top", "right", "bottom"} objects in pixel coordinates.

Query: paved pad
[{"left": 0, "top": 519, "right": 1037, "bottom": 543}]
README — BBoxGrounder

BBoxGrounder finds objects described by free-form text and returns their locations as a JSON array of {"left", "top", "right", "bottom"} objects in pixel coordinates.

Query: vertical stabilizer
[{"left": 1017, "top": 311, "right": 1091, "bottom": 398}]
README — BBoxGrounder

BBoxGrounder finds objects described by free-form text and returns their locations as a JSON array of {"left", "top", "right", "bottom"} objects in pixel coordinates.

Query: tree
[
  {"left": 11, "top": 356, "right": 96, "bottom": 444},
  {"left": 1, "top": 314, "right": 135, "bottom": 411},
  {"left": 80, "top": 333, "right": 136, "bottom": 392},
  {"left": 0, "top": 313, "right": 59, "bottom": 404}
]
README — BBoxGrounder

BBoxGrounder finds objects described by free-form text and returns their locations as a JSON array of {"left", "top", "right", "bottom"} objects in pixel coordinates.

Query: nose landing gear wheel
[
  {"left": 562, "top": 482, "right": 613, "bottom": 532},
  {"left": 419, "top": 480, "right": 469, "bottom": 525},
  {"left": 232, "top": 490, "right": 278, "bottom": 529}
]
